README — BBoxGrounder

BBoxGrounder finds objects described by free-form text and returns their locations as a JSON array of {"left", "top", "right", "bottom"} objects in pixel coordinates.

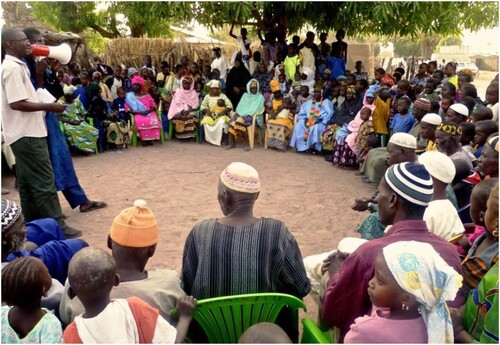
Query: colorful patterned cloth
[{"left": 383, "top": 241, "right": 463, "bottom": 343}]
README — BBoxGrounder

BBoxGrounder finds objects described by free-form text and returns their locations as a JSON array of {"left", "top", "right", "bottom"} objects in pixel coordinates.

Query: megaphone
[{"left": 31, "top": 43, "right": 72, "bottom": 65}]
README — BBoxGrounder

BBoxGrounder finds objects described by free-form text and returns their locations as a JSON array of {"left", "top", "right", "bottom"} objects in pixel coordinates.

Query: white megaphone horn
[{"left": 31, "top": 43, "right": 72, "bottom": 65}]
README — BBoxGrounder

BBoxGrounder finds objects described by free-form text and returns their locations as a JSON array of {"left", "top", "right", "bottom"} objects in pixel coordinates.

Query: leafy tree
[{"left": 26, "top": 1, "right": 499, "bottom": 45}]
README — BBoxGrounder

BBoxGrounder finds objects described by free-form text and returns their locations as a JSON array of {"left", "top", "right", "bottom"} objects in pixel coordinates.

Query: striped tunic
[{"left": 181, "top": 218, "right": 311, "bottom": 300}]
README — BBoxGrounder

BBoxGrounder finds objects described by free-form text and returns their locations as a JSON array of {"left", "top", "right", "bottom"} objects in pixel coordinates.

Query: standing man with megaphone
[
  {"left": 22, "top": 27, "right": 107, "bottom": 224},
  {"left": 1, "top": 28, "right": 83, "bottom": 238}
]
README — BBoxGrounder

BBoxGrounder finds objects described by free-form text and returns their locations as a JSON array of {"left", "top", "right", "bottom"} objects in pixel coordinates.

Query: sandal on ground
[
  {"left": 80, "top": 201, "right": 108, "bottom": 213},
  {"left": 243, "top": 145, "right": 250, "bottom": 152}
]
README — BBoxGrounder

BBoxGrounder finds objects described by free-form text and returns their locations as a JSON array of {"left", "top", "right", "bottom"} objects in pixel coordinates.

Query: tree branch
[{"left": 88, "top": 23, "right": 120, "bottom": 38}]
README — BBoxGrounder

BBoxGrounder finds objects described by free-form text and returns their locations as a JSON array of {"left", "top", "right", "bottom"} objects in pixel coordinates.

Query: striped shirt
[
  {"left": 181, "top": 218, "right": 311, "bottom": 300},
  {"left": 462, "top": 233, "right": 499, "bottom": 290}
]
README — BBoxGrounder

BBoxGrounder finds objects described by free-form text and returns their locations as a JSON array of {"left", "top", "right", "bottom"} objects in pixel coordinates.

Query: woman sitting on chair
[
  {"left": 57, "top": 85, "right": 99, "bottom": 154},
  {"left": 265, "top": 80, "right": 296, "bottom": 152},
  {"left": 200, "top": 80, "right": 233, "bottom": 146},
  {"left": 125, "top": 76, "right": 161, "bottom": 146},
  {"left": 167, "top": 76, "right": 200, "bottom": 140},
  {"left": 227, "top": 79, "right": 265, "bottom": 151}
]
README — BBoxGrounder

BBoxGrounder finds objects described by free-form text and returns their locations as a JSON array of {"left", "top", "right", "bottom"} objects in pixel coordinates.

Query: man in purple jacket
[{"left": 321, "top": 162, "right": 465, "bottom": 342}]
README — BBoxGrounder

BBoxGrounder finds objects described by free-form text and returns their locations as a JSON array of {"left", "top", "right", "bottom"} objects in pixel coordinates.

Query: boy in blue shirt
[{"left": 390, "top": 98, "right": 415, "bottom": 135}]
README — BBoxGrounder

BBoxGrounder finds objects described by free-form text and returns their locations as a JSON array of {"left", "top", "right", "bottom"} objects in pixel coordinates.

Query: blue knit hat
[{"left": 384, "top": 162, "right": 434, "bottom": 206}]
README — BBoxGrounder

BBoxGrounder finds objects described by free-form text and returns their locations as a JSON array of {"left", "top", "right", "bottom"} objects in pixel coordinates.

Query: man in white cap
[
  {"left": 361, "top": 132, "right": 417, "bottom": 185},
  {"left": 446, "top": 103, "right": 470, "bottom": 124},
  {"left": 419, "top": 113, "right": 442, "bottom": 152},
  {"left": 181, "top": 162, "right": 310, "bottom": 341},
  {"left": 420, "top": 151, "right": 465, "bottom": 240},
  {"left": 322, "top": 162, "right": 465, "bottom": 342}
]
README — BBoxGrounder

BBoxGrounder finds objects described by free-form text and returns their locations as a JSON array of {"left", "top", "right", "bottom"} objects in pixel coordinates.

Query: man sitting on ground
[{"left": 60, "top": 199, "right": 186, "bottom": 325}]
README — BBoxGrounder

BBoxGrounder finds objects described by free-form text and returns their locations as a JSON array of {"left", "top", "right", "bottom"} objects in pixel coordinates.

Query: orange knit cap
[{"left": 109, "top": 199, "right": 158, "bottom": 247}]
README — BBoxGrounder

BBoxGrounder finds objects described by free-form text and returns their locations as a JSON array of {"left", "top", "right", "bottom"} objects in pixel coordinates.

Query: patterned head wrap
[
  {"left": 487, "top": 135, "right": 499, "bottom": 152},
  {"left": 220, "top": 162, "right": 260, "bottom": 193},
  {"left": 436, "top": 122, "right": 462, "bottom": 136},
  {"left": 382, "top": 241, "right": 462, "bottom": 343},
  {"left": 131, "top": 76, "right": 145, "bottom": 86},
  {"left": 384, "top": 162, "right": 434, "bottom": 206},
  {"left": 270, "top": 80, "right": 280, "bottom": 92},
  {"left": 2, "top": 199, "right": 22, "bottom": 231},
  {"left": 413, "top": 98, "right": 431, "bottom": 112}
]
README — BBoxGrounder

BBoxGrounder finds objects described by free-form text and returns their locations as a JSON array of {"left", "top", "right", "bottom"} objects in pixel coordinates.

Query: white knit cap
[
  {"left": 220, "top": 162, "right": 260, "bottom": 193},
  {"left": 389, "top": 133, "right": 417, "bottom": 149},
  {"left": 449, "top": 103, "right": 469, "bottom": 117},
  {"left": 207, "top": 79, "right": 221, "bottom": 88},
  {"left": 421, "top": 113, "right": 442, "bottom": 126},
  {"left": 418, "top": 151, "right": 456, "bottom": 184},
  {"left": 338, "top": 237, "right": 368, "bottom": 254}
]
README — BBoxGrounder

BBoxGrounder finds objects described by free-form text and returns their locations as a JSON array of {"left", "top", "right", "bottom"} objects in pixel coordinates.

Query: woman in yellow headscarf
[{"left": 265, "top": 80, "right": 295, "bottom": 151}]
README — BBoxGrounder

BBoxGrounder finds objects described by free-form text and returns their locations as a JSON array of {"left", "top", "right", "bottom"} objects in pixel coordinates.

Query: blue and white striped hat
[{"left": 384, "top": 162, "right": 434, "bottom": 206}]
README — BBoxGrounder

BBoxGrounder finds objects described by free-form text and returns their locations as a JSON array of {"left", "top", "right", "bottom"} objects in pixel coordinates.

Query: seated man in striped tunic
[{"left": 181, "top": 162, "right": 311, "bottom": 341}]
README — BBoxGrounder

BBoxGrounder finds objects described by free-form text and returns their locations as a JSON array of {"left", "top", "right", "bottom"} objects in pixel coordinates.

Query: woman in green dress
[{"left": 57, "top": 85, "right": 99, "bottom": 153}]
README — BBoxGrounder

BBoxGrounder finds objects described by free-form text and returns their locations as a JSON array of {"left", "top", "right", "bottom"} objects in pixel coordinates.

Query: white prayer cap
[
  {"left": 338, "top": 237, "right": 368, "bottom": 255},
  {"left": 207, "top": 80, "right": 221, "bottom": 88},
  {"left": 63, "top": 85, "right": 76, "bottom": 95},
  {"left": 421, "top": 113, "right": 442, "bottom": 126},
  {"left": 389, "top": 133, "right": 417, "bottom": 149},
  {"left": 418, "top": 151, "right": 456, "bottom": 184},
  {"left": 220, "top": 162, "right": 260, "bottom": 193},
  {"left": 449, "top": 103, "right": 469, "bottom": 117}
]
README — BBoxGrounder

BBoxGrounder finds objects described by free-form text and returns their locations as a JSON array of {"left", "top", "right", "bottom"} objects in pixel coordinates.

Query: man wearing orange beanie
[{"left": 59, "top": 199, "right": 185, "bottom": 325}]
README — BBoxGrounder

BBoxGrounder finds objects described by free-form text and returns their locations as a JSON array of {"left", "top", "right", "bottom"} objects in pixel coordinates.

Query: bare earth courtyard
[{"left": 2, "top": 141, "right": 375, "bottom": 320}]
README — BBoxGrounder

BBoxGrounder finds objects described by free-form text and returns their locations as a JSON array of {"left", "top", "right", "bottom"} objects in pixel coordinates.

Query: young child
[
  {"left": 1, "top": 257, "right": 63, "bottom": 343},
  {"left": 210, "top": 98, "right": 229, "bottom": 118},
  {"left": 283, "top": 44, "right": 301, "bottom": 82},
  {"left": 459, "top": 122, "right": 477, "bottom": 164},
  {"left": 344, "top": 241, "right": 462, "bottom": 344},
  {"left": 112, "top": 87, "right": 127, "bottom": 122},
  {"left": 473, "top": 120, "right": 498, "bottom": 159},
  {"left": 472, "top": 107, "right": 493, "bottom": 122},
  {"left": 439, "top": 94, "right": 454, "bottom": 118},
  {"left": 63, "top": 247, "right": 196, "bottom": 343},
  {"left": 461, "top": 181, "right": 499, "bottom": 290},
  {"left": 291, "top": 71, "right": 302, "bottom": 96},
  {"left": 296, "top": 85, "right": 312, "bottom": 113},
  {"left": 148, "top": 85, "right": 161, "bottom": 108},
  {"left": 276, "top": 97, "right": 294, "bottom": 120},
  {"left": 328, "top": 44, "right": 346, "bottom": 80},
  {"left": 485, "top": 82, "right": 498, "bottom": 123},
  {"left": 454, "top": 178, "right": 498, "bottom": 258},
  {"left": 278, "top": 73, "right": 288, "bottom": 95},
  {"left": 354, "top": 107, "right": 375, "bottom": 157},
  {"left": 390, "top": 98, "right": 415, "bottom": 135}
]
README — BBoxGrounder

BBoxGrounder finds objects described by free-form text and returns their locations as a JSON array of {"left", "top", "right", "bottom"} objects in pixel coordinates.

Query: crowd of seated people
[{"left": 1, "top": 26, "right": 499, "bottom": 344}]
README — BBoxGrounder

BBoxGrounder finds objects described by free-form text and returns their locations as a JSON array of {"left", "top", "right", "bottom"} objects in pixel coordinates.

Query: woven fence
[{"left": 104, "top": 38, "right": 238, "bottom": 69}]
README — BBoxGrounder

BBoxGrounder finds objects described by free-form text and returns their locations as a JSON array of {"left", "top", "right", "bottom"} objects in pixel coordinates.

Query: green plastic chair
[
  {"left": 193, "top": 293, "right": 307, "bottom": 343},
  {"left": 129, "top": 110, "right": 165, "bottom": 147},
  {"left": 300, "top": 318, "right": 333, "bottom": 344}
]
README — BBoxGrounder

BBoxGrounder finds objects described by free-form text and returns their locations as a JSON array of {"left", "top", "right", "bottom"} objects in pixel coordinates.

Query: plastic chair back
[
  {"left": 193, "top": 293, "right": 306, "bottom": 343},
  {"left": 300, "top": 318, "right": 333, "bottom": 344}
]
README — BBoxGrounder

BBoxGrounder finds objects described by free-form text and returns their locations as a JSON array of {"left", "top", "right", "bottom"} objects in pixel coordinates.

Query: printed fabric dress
[
  {"left": 265, "top": 96, "right": 294, "bottom": 151},
  {"left": 57, "top": 98, "right": 99, "bottom": 153},
  {"left": 199, "top": 94, "right": 233, "bottom": 146},
  {"left": 125, "top": 92, "right": 161, "bottom": 141}
]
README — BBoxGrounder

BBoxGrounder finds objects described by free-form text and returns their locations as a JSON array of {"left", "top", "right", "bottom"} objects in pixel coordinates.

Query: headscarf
[
  {"left": 487, "top": 135, "right": 499, "bottom": 152},
  {"left": 85, "top": 82, "right": 101, "bottom": 98},
  {"left": 236, "top": 79, "right": 265, "bottom": 117},
  {"left": 1, "top": 199, "right": 21, "bottom": 231},
  {"left": 63, "top": 85, "right": 77, "bottom": 95},
  {"left": 167, "top": 77, "right": 200, "bottom": 120},
  {"left": 346, "top": 85, "right": 356, "bottom": 95},
  {"left": 382, "top": 241, "right": 462, "bottom": 343},
  {"left": 207, "top": 79, "right": 221, "bottom": 89},
  {"left": 131, "top": 76, "right": 145, "bottom": 86},
  {"left": 459, "top": 68, "right": 474, "bottom": 80},
  {"left": 127, "top": 67, "right": 138, "bottom": 78},
  {"left": 270, "top": 80, "right": 280, "bottom": 93}
]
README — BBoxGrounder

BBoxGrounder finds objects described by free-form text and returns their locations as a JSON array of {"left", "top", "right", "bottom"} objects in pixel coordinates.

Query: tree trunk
[{"left": 421, "top": 37, "right": 439, "bottom": 60}]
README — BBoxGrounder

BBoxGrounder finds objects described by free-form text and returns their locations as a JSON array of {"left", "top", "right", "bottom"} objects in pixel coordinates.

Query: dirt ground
[{"left": 1, "top": 139, "right": 375, "bottom": 320}]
